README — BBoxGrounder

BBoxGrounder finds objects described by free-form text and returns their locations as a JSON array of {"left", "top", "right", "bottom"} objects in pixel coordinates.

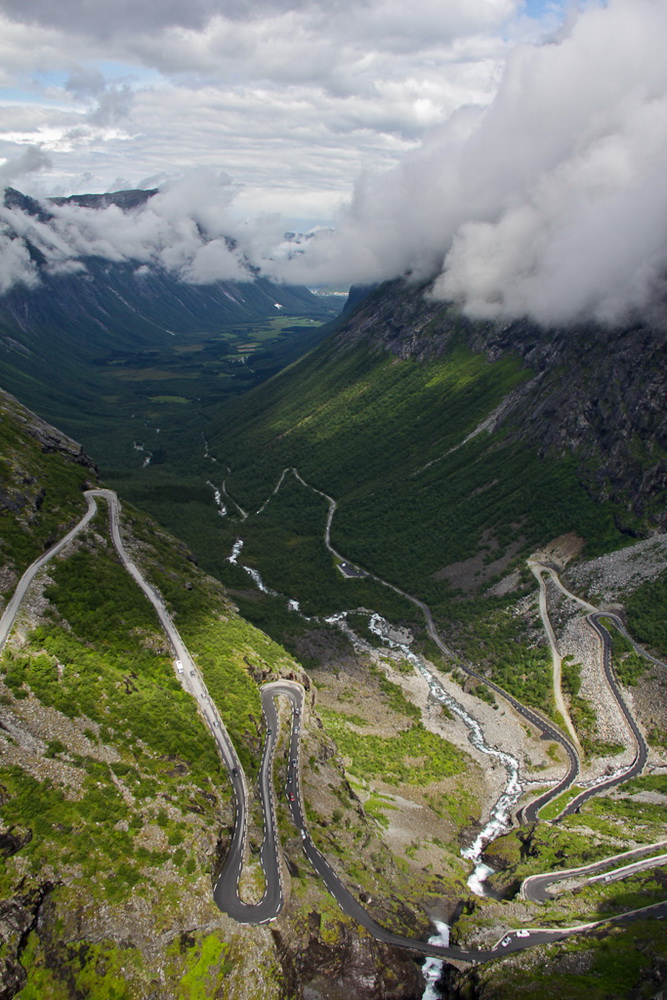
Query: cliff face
[{"left": 334, "top": 279, "right": 667, "bottom": 531}]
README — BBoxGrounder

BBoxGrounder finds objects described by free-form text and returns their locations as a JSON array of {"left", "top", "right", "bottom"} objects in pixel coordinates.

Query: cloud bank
[
  {"left": 0, "top": 171, "right": 264, "bottom": 293},
  {"left": 1, "top": 0, "right": 664, "bottom": 328},
  {"left": 281, "top": 0, "right": 667, "bottom": 326}
]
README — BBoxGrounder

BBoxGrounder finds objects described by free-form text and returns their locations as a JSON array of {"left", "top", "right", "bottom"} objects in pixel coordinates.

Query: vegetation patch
[
  {"left": 561, "top": 657, "right": 624, "bottom": 756},
  {"left": 601, "top": 622, "right": 649, "bottom": 686},
  {"left": 321, "top": 710, "right": 467, "bottom": 785},
  {"left": 170, "top": 933, "right": 232, "bottom": 1000},
  {"left": 538, "top": 786, "right": 586, "bottom": 822},
  {"left": 624, "top": 570, "right": 667, "bottom": 658}
]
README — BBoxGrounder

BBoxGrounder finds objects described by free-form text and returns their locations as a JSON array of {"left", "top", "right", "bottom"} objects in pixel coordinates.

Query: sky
[
  {"left": 1, "top": 0, "right": 666, "bottom": 327},
  {"left": 0, "top": 0, "right": 563, "bottom": 223}
]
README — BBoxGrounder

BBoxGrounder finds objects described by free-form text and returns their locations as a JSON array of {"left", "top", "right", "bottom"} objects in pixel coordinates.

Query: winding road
[
  {"left": 528, "top": 560, "right": 580, "bottom": 749},
  {"left": 522, "top": 841, "right": 667, "bottom": 903},
  {"left": 1, "top": 487, "right": 666, "bottom": 966},
  {"left": 554, "top": 612, "right": 649, "bottom": 818},
  {"left": 274, "top": 470, "right": 581, "bottom": 825}
]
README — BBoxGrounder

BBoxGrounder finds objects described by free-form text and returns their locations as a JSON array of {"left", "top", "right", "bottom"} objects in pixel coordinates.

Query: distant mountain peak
[
  {"left": 49, "top": 188, "right": 159, "bottom": 212},
  {"left": 3, "top": 186, "right": 159, "bottom": 222},
  {"left": 3, "top": 186, "right": 53, "bottom": 222}
]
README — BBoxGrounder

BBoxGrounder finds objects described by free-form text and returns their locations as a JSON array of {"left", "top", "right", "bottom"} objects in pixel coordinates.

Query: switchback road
[
  {"left": 552, "top": 612, "right": 649, "bottom": 820},
  {"left": 522, "top": 841, "right": 667, "bottom": 903},
  {"left": 283, "top": 468, "right": 581, "bottom": 824},
  {"left": 2, "top": 489, "right": 666, "bottom": 965}
]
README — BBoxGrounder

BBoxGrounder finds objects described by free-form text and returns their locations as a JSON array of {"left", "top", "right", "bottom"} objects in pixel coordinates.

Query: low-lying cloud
[
  {"left": 1, "top": 0, "right": 665, "bottom": 328},
  {"left": 0, "top": 170, "right": 258, "bottom": 293},
  {"left": 279, "top": 0, "right": 667, "bottom": 326}
]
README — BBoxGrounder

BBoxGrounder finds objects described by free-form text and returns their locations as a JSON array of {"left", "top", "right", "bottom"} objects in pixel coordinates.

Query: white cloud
[
  {"left": 4, "top": 0, "right": 658, "bottom": 329},
  {"left": 0, "top": 230, "right": 39, "bottom": 292},
  {"left": 0, "top": 170, "right": 254, "bottom": 289},
  {"left": 0, "top": 143, "right": 51, "bottom": 185},
  {"left": 0, "top": 0, "right": 522, "bottom": 215},
  {"left": 283, "top": 0, "right": 667, "bottom": 326}
]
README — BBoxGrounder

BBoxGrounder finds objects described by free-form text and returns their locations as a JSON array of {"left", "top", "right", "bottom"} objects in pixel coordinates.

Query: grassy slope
[
  {"left": 0, "top": 395, "right": 93, "bottom": 572},
  {"left": 206, "top": 325, "right": 626, "bottom": 681},
  {"left": 198, "top": 312, "right": 667, "bottom": 998},
  {"left": 0, "top": 264, "right": 341, "bottom": 593},
  {"left": 0, "top": 474, "right": 292, "bottom": 994},
  {"left": 1, "top": 397, "right": 478, "bottom": 998}
]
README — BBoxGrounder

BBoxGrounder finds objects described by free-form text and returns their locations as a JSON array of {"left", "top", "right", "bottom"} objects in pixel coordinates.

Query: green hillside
[
  {"left": 1, "top": 390, "right": 479, "bottom": 999},
  {"left": 207, "top": 304, "right": 627, "bottom": 626}
]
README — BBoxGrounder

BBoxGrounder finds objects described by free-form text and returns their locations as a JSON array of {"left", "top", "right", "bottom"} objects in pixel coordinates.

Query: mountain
[
  {"left": 4, "top": 186, "right": 159, "bottom": 216},
  {"left": 0, "top": 187, "right": 344, "bottom": 577},
  {"left": 200, "top": 273, "right": 667, "bottom": 714},
  {"left": 0, "top": 253, "right": 335, "bottom": 427},
  {"left": 48, "top": 188, "right": 160, "bottom": 212},
  {"left": 196, "top": 276, "right": 667, "bottom": 997},
  {"left": 208, "top": 277, "right": 667, "bottom": 603},
  {"left": 0, "top": 186, "right": 339, "bottom": 430},
  {"left": 2, "top": 198, "right": 667, "bottom": 999}
]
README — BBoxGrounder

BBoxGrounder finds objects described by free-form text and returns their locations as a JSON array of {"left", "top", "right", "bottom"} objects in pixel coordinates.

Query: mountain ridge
[
  {"left": 325, "top": 278, "right": 667, "bottom": 530},
  {"left": 218, "top": 277, "right": 666, "bottom": 539},
  {"left": 1, "top": 198, "right": 667, "bottom": 1000}
]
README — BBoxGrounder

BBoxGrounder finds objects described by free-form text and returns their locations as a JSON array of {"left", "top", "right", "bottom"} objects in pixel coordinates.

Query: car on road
[
  {"left": 288, "top": 792, "right": 295, "bottom": 802},
  {"left": 516, "top": 930, "right": 530, "bottom": 938},
  {"left": 231, "top": 768, "right": 238, "bottom": 777},
  {"left": 500, "top": 937, "right": 511, "bottom": 947},
  {"left": 175, "top": 659, "right": 184, "bottom": 673},
  {"left": 190, "top": 670, "right": 195, "bottom": 676}
]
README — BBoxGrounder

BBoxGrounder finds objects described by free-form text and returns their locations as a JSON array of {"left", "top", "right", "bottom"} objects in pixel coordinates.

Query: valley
[
  {"left": 1, "top": 260, "right": 667, "bottom": 999},
  {"left": 1, "top": 0, "right": 666, "bottom": 994},
  {"left": 3, "top": 464, "right": 667, "bottom": 977}
]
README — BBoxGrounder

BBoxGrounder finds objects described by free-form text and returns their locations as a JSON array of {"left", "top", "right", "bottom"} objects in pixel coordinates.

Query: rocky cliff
[{"left": 333, "top": 279, "right": 667, "bottom": 532}]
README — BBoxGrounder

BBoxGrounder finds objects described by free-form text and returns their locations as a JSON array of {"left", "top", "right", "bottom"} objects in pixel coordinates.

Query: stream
[
  {"left": 422, "top": 921, "right": 451, "bottom": 1000},
  {"left": 228, "top": 538, "right": 278, "bottom": 595},
  {"left": 330, "top": 611, "right": 524, "bottom": 998},
  {"left": 206, "top": 480, "right": 227, "bottom": 517},
  {"left": 133, "top": 441, "right": 153, "bottom": 468},
  {"left": 365, "top": 613, "right": 524, "bottom": 885},
  {"left": 226, "top": 540, "right": 523, "bottom": 999}
]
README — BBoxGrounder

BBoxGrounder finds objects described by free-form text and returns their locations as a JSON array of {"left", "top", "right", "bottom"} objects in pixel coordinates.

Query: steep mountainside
[
  {"left": 0, "top": 187, "right": 339, "bottom": 435},
  {"left": 0, "top": 188, "right": 344, "bottom": 583},
  {"left": 192, "top": 277, "right": 667, "bottom": 1000},
  {"left": 384, "top": 281, "right": 665, "bottom": 523},
  {"left": 208, "top": 278, "right": 666, "bottom": 620},
  {"left": 2, "top": 276, "right": 667, "bottom": 1000}
]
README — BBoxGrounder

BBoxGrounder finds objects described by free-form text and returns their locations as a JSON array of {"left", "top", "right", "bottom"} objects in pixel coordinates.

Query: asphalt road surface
[{"left": 522, "top": 841, "right": 667, "bottom": 902}]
